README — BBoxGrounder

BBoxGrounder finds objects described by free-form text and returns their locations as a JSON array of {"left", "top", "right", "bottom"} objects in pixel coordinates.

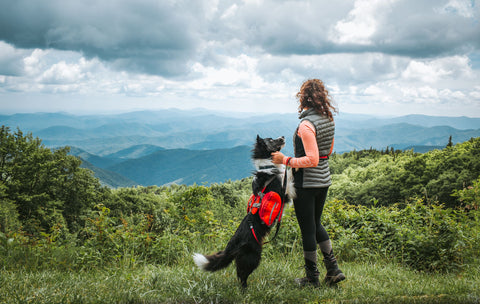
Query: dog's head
[{"left": 252, "top": 135, "right": 285, "bottom": 160}]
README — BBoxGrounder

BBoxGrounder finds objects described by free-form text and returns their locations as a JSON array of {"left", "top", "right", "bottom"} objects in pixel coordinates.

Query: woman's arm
[{"left": 271, "top": 120, "right": 319, "bottom": 168}]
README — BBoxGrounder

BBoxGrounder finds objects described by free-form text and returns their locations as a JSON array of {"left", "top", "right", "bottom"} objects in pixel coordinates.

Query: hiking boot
[
  {"left": 295, "top": 259, "right": 320, "bottom": 287},
  {"left": 322, "top": 250, "right": 346, "bottom": 286}
]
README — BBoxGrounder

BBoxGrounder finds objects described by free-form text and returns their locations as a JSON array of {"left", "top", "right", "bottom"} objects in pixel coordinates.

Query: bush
[
  {"left": 322, "top": 199, "right": 477, "bottom": 272},
  {"left": 76, "top": 204, "right": 186, "bottom": 268},
  {"left": 329, "top": 137, "right": 480, "bottom": 207}
]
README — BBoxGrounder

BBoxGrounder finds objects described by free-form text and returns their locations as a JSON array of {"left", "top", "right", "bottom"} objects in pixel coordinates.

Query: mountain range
[{"left": 2, "top": 109, "right": 480, "bottom": 187}]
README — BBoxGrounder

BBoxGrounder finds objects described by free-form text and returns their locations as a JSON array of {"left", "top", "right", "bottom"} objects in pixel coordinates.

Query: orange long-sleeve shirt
[{"left": 282, "top": 120, "right": 319, "bottom": 168}]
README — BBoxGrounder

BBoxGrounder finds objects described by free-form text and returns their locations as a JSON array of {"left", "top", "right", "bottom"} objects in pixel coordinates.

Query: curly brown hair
[{"left": 296, "top": 79, "right": 338, "bottom": 121}]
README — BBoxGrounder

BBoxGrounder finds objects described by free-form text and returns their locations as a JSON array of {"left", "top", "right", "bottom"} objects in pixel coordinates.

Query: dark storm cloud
[
  {"left": 371, "top": 0, "right": 480, "bottom": 57},
  {"left": 0, "top": 0, "right": 205, "bottom": 76},
  {"left": 227, "top": 0, "right": 351, "bottom": 55},
  {"left": 1, "top": 0, "right": 479, "bottom": 78},
  {"left": 216, "top": 0, "right": 480, "bottom": 58}
]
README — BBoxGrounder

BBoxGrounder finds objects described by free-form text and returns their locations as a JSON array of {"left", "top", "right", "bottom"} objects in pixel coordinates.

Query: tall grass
[
  {"left": 1, "top": 184, "right": 480, "bottom": 303},
  {"left": 1, "top": 256, "right": 479, "bottom": 303}
]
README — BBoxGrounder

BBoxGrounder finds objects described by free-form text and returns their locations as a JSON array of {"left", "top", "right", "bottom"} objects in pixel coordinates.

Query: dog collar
[
  {"left": 259, "top": 165, "right": 276, "bottom": 170},
  {"left": 254, "top": 159, "right": 283, "bottom": 172}
]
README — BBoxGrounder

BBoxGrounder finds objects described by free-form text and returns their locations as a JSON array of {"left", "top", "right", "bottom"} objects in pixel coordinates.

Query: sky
[{"left": 0, "top": 0, "right": 479, "bottom": 117}]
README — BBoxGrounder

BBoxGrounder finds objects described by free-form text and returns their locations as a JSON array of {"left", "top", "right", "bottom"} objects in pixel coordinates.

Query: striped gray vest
[{"left": 293, "top": 109, "right": 335, "bottom": 188}]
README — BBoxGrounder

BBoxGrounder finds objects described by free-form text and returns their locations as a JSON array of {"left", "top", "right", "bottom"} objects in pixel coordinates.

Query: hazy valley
[{"left": 2, "top": 109, "right": 479, "bottom": 187}]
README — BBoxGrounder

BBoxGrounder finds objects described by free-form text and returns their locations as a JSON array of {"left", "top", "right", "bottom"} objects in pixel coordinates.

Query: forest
[{"left": 0, "top": 125, "right": 479, "bottom": 303}]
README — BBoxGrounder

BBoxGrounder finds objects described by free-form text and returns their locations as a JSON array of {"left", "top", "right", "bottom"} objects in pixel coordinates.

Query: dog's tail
[{"left": 193, "top": 250, "right": 234, "bottom": 272}]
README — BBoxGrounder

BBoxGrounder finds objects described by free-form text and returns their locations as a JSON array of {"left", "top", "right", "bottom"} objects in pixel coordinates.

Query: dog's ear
[{"left": 256, "top": 135, "right": 265, "bottom": 145}]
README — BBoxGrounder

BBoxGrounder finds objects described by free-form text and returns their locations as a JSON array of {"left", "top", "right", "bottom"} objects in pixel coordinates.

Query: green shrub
[
  {"left": 452, "top": 175, "right": 480, "bottom": 211},
  {"left": 329, "top": 137, "right": 480, "bottom": 207},
  {"left": 0, "top": 185, "right": 21, "bottom": 234},
  {"left": 322, "top": 199, "right": 477, "bottom": 272}
]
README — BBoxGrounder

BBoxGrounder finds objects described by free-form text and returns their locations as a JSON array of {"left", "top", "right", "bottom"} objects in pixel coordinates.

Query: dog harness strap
[
  {"left": 319, "top": 155, "right": 329, "bottom": 159},
  {"left": 249, "top": 223, "right": 260, "bottom": 244},
  {"left": 259, "top": 165, "right": 276, "bottom": 170}
]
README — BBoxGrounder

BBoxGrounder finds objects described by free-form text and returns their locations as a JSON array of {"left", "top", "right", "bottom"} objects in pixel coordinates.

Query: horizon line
[{"left": 1, "top": 108, "right": 480, "bottom": 119}]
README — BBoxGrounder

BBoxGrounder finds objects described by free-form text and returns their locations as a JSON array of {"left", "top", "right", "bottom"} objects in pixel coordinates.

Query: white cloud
[
  {"left": 39, "top": 61, "right": 85, "bottom": 84},
  {"left": 221, "top": 4, "right": 239, "bottom": 19},
  {"left": 23, "top": 49, "right": 48, "bottom": 76},
  {"left": 401, "top": 56, "right": 474, "bottom": 83},
  {"left": 470, "top": 92, "right": 480, "bottom": 100},
  {"left": 402, "top": 61, "right": 448, "bottom": 83},
  {"left": 417, "top": 86, "right": 439, "bottom": 101},
  {"left": 329, "top": 0, "right": 399, "bottom": 45},
  {"left": 191, "top": 58, "right": 258, "bottom": 88},
  {"left": 0, "top": 41, "right": 29, "bottom": 76},
  {"left": 363, "top": 85, "right": 383, "bottom": 96}
]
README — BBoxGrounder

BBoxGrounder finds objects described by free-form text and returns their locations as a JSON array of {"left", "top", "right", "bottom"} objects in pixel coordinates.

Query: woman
[{"left": 272, "top": 79, "right": 345, "bottom": 287}]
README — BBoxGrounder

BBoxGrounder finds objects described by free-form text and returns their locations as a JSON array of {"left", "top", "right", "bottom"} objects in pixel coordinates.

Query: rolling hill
[
  {"left": 79, "top": 159, "right": 138, "bottom": 188},
  {"left": 106, "top": 145, "right": 254, "bottom": 186},
  {"left": 2, "top": 109, "right": 480, "bottom": 186}
]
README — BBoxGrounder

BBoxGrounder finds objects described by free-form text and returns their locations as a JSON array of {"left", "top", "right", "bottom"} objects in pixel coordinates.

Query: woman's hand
[{"left": 271, "top": 151, "right": 285, "bottom": 164}]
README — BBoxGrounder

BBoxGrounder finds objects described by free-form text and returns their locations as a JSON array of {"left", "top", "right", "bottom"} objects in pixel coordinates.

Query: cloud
[
  {"left": 401, "top": 56, "right": 473, "bottom": 83},
  {"left": 0, "top": 41, "right": 29, "bottom": 76},
  {"left": 217, "top": 0, "right": 350, "bottom": 55},
  {"left": 372, "top": 0, "right": 480, "bottom": 57},
  {"left": 257, "top": 52, "right": 409, "bottom": 87},
  {"left": 329, "top": 0, "right": 399, "bottom": 45},
  {"left": 201, "top": 0, "right": 480, "bottom": 60},
  {"left": 0, "top": 0, "right": 206, "bottom": 76},
  {"left": 1, "top": 0, "right": 479, "bottom": 77},
  {"left": 39, "top": 60, "right": 87, "bottom": 85},
  {"left": 0, "top": 0, "right": 479, "bottom": 116},
  {"left": 0, "top": 46, "right": 166, "bottom": 97},
  {"left": 438, "top": 0, "right": 476, "bottom": 18}
]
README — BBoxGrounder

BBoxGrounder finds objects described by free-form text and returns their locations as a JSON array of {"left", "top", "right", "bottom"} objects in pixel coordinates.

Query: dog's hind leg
[{"left": 235, "top": 250, "right": 261, "bottom": 288}]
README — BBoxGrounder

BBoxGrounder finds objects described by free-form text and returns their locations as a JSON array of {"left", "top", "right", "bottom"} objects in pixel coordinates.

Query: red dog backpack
[{"left": 247, "top": 190, "right": 283, "bottom": 227}]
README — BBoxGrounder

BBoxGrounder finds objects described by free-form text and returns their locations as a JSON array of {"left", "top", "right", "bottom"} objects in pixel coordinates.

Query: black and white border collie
[{"left": 193, "top": 135, "right": 293, "bottom": 288}]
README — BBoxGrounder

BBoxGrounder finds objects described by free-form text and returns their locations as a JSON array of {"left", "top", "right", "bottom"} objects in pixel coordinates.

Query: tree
[
  {"left": 447, "top": 135, "right": 453, "bottom": 148},
  {"left": 0, "top": 182, "right": 20, "bottom": 234},
  {"left": 0, "top": 126, "right": 104, "bottom": 235}
]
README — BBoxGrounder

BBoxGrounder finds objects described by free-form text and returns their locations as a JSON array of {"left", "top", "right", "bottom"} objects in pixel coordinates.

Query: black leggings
[{"left": 293, "top": 187, "right": 330, "bottom": 252}]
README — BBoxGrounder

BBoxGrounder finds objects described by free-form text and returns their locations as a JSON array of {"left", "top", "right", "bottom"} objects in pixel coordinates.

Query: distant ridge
[
  {"left": 106, "top": 144, "right": 165, "bottom": 159},
  {"left": 388, "top": 114, "right": 480, "bottom": 130},
  {"left": 78, "top": 158, "right": 138, "bottom": 188},
  {"left": 106, "top": 145, "right": 253, "bottom": 186},
  {"left": 335, "top": 123, "right": 479, "bottom": 152},
  {"left": 2, "top": 109, "right": 480, "bottom": 186},
  {"left": 69, "top": 147, "right": 121, "bottom": 169}
]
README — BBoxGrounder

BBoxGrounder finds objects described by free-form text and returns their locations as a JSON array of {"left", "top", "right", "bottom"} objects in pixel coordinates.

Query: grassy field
[
  {"left": 1, "top": 254, "right": 479, "bottom": 304},
  {"left": 1, "top": 133, "right": 480, "bottom": 303}
]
